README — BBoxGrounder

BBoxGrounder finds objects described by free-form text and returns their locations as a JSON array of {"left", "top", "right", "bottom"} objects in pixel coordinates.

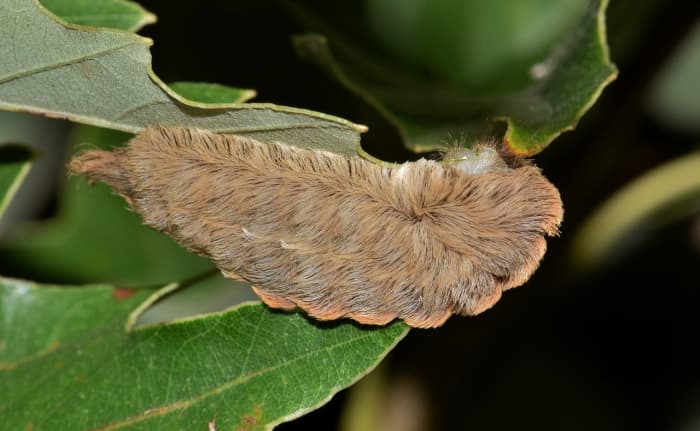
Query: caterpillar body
[{"left": 70, "top": 126, "right": 563, "bottom": 328}]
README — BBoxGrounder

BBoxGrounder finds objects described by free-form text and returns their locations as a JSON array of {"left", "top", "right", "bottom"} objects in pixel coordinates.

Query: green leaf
[
  {"left": 647, "top": 20, "right": 700, "bottom": 134},
  {"left": 366, "top": 0, "right": 590, "bottom": 93},
  {"left": 0, "top": 0, "right": 366, "bottom": 157},
  {"left": 168, "top": 81, "right": 257, "bottom": 105},
  {"left": 0, "top": 277, "right": 152, "bottom": 367},
  {"left": 291, "top": 0, "right": 617, "bottom": 155},
  {"left": 0, "top": 275, "right": 408, "bottom": 430},
  {"left": 571, "top": 152, "right": 700, "bottom": 270},
  {"left": 500, "top": 0, "right": 618, "bottom": 155},
  {"left": 39, "top": 0, "right": 156, "bottom": 32},
  {"left": 0, "top": 144, "right": 34, "bottom": 220},
  {"left": 0, "top": 126, "right": 213, "bottom": 285}
]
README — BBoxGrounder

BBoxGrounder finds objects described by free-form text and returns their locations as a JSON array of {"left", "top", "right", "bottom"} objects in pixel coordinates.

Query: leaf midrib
[{"left": 87, "top": 329, "right": 386, "bottom": 431}]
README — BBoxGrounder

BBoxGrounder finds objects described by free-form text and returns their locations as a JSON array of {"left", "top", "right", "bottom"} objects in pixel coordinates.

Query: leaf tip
[{"left": 355, "top": 123, "right": 369, "bottom": 133}]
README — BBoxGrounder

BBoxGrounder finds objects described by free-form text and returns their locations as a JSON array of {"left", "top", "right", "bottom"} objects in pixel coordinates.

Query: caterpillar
[{"left": 70, "top": 126, "right": 563, "bottom": 328}]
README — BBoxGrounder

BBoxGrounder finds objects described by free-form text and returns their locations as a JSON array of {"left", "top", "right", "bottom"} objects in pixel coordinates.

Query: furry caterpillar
[{"left": 70, "top": 126, "right": 563, "bottom": 328}]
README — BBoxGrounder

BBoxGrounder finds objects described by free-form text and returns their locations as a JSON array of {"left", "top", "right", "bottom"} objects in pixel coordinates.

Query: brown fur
[{"left": 69, "top": 126, "right": 563, "bottom": 328}]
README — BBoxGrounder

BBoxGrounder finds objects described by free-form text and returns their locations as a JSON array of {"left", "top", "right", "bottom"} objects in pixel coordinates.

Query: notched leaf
[
  {"left": 0, "top": 276, "right": 408, "bottom": 430},
  {"left": 0, "top": 0, "right": 365, "bottom": 156}
]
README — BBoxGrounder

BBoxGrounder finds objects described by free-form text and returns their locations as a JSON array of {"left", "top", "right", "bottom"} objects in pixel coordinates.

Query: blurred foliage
[
  {"left": 365, "top": 0, "right": 590, "bottom": 93},
  {"left": 290, "top": 0, "right": 617, "bottom": 155},
  {"left": 0, "top": 144, "right": 34, "bottom": 219},
  {"left": 648, "top": 20, "right": 700, "bottom": 134},
  {"left": 0, "top": 126, "right": 214, "bottom": 286},
  {"left": 572, "top": 152, "right": 700, "bottom": 270}
]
